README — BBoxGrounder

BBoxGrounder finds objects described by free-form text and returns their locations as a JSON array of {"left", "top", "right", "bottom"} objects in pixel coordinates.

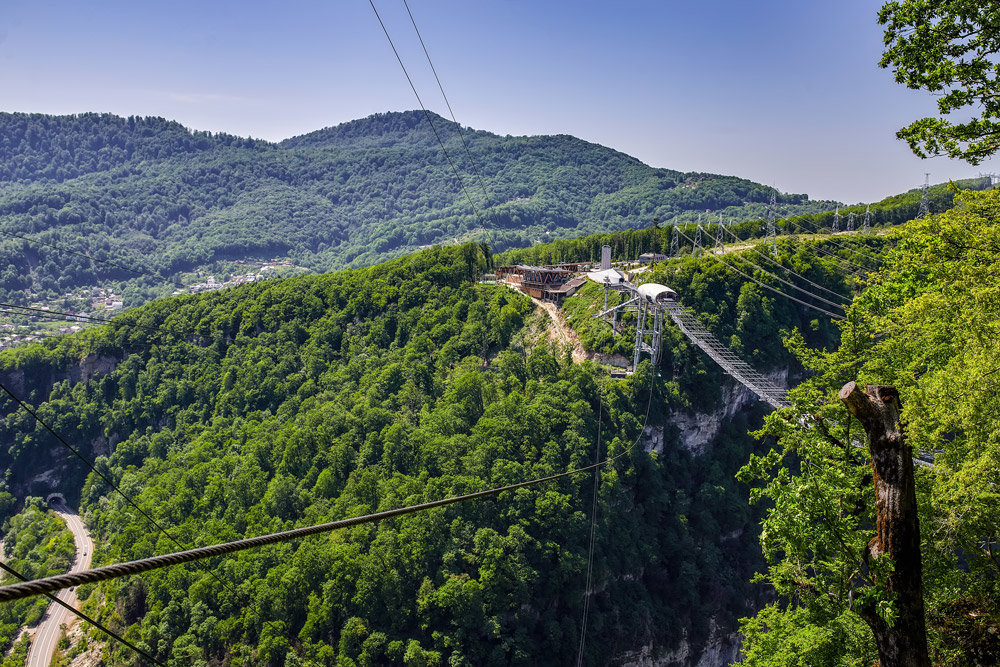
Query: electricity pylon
[
  {"left": 917, "top": 173, "right": 930, "bottom": 219},
  {"left": 766, "top": 191, "right": 778, "bottom": 256}
]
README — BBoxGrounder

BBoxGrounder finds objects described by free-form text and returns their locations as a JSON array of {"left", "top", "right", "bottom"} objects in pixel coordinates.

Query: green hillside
[
  {"left": 0, "top": 110, "right": 833, "bottom": 312},
  {"left": 0, "top": 235, "right": 853, "bottom": 664}
]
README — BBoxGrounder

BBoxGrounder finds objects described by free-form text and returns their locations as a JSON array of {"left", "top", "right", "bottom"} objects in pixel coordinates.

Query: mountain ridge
[{"left": 0, "top": 109, "right": 834, "bottom": 316}]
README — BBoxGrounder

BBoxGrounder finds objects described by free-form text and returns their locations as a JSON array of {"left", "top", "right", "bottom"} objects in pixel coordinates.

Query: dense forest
[
  {"left": 0, "top": 110, "right": 834, "bottom": 310},
  {"left": 735, "top": 188, "right": 1000, "bottom": 666},
  {"left": 0, "top": 236, "right": 854, "bottom": 664},
  {"left": 0, "top": 501, "right": 75, "bottom": 663}
]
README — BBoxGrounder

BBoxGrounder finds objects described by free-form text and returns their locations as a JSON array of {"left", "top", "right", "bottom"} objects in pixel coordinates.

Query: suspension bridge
[{"left": 588, "top": 270, "right": 791, "bottom": 409}]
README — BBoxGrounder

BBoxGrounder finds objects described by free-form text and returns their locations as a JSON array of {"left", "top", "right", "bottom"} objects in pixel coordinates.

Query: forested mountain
[
  {"left": 0, "top": 235, "right": 855, "bottom": 664},
  {"left": 0, "top": 110, "right": 834, "bottom": 309}
]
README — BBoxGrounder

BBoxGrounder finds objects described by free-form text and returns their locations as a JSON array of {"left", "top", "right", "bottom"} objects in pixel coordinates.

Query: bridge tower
[
  {"left": 592, "top": 280, "right": 660, "bottom": 371},
  {"left": 917, "top": 173, "right": 930, "bottom": 219},
  {"left": 633, "top": 298, "right": 664, "bottom": 370}
]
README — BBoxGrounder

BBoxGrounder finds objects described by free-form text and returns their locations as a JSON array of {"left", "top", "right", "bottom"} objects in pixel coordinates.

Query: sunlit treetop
[{"left": 880, "top": 0, "right": 1000, "bottom": 163}]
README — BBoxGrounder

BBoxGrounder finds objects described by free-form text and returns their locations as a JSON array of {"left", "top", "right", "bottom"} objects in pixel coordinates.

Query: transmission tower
[
  {"left": 832, "top": 205, "right": 841, "bottom": 232},
  {"left": 917, "top": 173, "right": 930, "bottom": 219},
  {"left": 863, "top": 204, "right": 871, "bottom": 233},
  {"left": 847, "top": 211, "right": 855, "bottom": 233},
  {"left": 694, "top": 219, "right": 703, "bottom": 256},
  {"left": 670, "top": 225, "right": 679, "bottom": 257},
  {"left": 766, "top": 191, "right": 778, "bottom": 256},
  {"left": 715, "top": 221, "right": 725, "bottom": 254}
]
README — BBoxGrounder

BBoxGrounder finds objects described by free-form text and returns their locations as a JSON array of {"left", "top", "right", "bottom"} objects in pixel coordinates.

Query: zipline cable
[
  {"left": 402, "top": 0, "right": 497, "bottom": 212},
  {"left": 576, "top": 393, "right": 603, "bottom": 667},
  {"left": 0, "top": 367, "right": 659, "bottom": 604},
  {"left": 0, "top": 560, "right": 163, "bottom": 665},
  {"left": 0, "top": 228, "right": 160, "bottom": 280},
  {"left": 0, "top": 302, "right": 207, "bottom": 343},
  {"left": 369, "top": 0, "right": 489, "bottom": 232},
  {"left": 0, "top": 380, "right": 249, "bottom": 606}
]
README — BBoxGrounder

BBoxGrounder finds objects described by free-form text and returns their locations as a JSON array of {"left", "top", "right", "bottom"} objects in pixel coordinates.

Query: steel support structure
[
  {"left": 633, "top": 299, "right": 663, "bottom": 370},
  {"left": 592, "top": 280, "right": 789, "bottom": 409},
  {"left": 917, "top": 173, "right": 930, "bottom": 219},
  {"left": 766, "top": 191, "right": 778, "bottom": 257}
]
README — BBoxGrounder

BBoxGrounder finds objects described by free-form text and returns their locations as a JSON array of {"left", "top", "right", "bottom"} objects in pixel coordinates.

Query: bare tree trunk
[{"left": 839, "top": 381, "right": 930, "bottom": 667}]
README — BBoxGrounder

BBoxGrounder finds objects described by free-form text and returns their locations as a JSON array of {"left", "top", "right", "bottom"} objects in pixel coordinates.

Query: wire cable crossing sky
[{"left": 1, "top": 0, "right": 997, "bottom": 202}]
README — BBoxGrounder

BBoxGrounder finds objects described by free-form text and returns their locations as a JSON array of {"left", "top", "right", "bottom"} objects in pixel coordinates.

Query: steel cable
[
  {"left": 369, "top": 0, "right": 488, "bottom": 232},
  {"left": 0, "top": 381, "right": 248, "bottom": 605},
  {"left": 0, "top": 367, "right": 658, "bottom": 603},
  {"left": 0, "top": 560, "right": 163, "bottom": 665}
]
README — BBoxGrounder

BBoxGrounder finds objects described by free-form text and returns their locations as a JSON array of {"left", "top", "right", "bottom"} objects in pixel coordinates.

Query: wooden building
[{"left": 496, "top": 264, "right": 576, "bottom": 300}]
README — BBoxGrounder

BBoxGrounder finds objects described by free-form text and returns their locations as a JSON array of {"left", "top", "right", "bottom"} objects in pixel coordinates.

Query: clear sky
[{"left": 2, "top": 0, "right": 996, "bottom": 203}]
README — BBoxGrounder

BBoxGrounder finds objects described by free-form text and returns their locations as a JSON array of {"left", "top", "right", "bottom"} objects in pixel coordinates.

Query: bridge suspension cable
[{"left": 665, "top": 305, "right": 789, "bottom": 409}]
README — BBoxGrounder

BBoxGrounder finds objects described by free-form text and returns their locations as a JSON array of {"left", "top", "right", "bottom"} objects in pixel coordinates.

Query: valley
[{"left": 0, "top": 108, "right": 997, "bottom": 666}]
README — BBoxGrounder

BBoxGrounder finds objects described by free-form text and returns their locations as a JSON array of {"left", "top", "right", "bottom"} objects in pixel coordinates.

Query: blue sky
[{"left": 2, "top": 0, "right": 996, "bottom": 203}]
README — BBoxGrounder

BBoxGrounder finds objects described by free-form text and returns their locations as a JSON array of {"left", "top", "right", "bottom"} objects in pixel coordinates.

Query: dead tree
[{"left": 839, "top": 381, "right": 930, "bottom": 667}]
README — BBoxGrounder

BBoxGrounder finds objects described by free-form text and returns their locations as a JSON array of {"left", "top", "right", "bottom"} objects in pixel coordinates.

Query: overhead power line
[
  {"left": 719, "top": 247, "right": 847, "bottom": 311},
  {"left": 721, "top": 226, "right": 852, "bottom": 301},
  {"left": 675, "top": 228, "right": 845, "bottom": 320}
]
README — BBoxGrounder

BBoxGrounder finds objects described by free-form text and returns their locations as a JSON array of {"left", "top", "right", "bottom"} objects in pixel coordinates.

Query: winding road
[{"left": 25, "top": 498, "right": 93, "bottom": 667}]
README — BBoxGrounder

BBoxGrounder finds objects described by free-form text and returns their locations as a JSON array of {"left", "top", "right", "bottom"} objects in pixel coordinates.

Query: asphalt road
[{"left": 25, "top": 499, "right": 93, "bottom": 667}]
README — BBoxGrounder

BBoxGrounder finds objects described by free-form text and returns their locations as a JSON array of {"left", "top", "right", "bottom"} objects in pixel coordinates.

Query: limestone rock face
[
  {"left": 618, "top": 616, "right": 742, "bottom": 666},
  {"left": 666, "top": 369, "right": 787, "bottom": 456}
]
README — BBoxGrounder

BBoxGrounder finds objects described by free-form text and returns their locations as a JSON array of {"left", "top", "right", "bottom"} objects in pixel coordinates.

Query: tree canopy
[
  {"left": 880, "top": 0, "right": 1000, "bottom": 163},
  {"left": 737, "top": 187, "right": 1000, "bottom": 665},
  {"left": 0, "top": 241, "right": 836, "bottom": 665}
]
